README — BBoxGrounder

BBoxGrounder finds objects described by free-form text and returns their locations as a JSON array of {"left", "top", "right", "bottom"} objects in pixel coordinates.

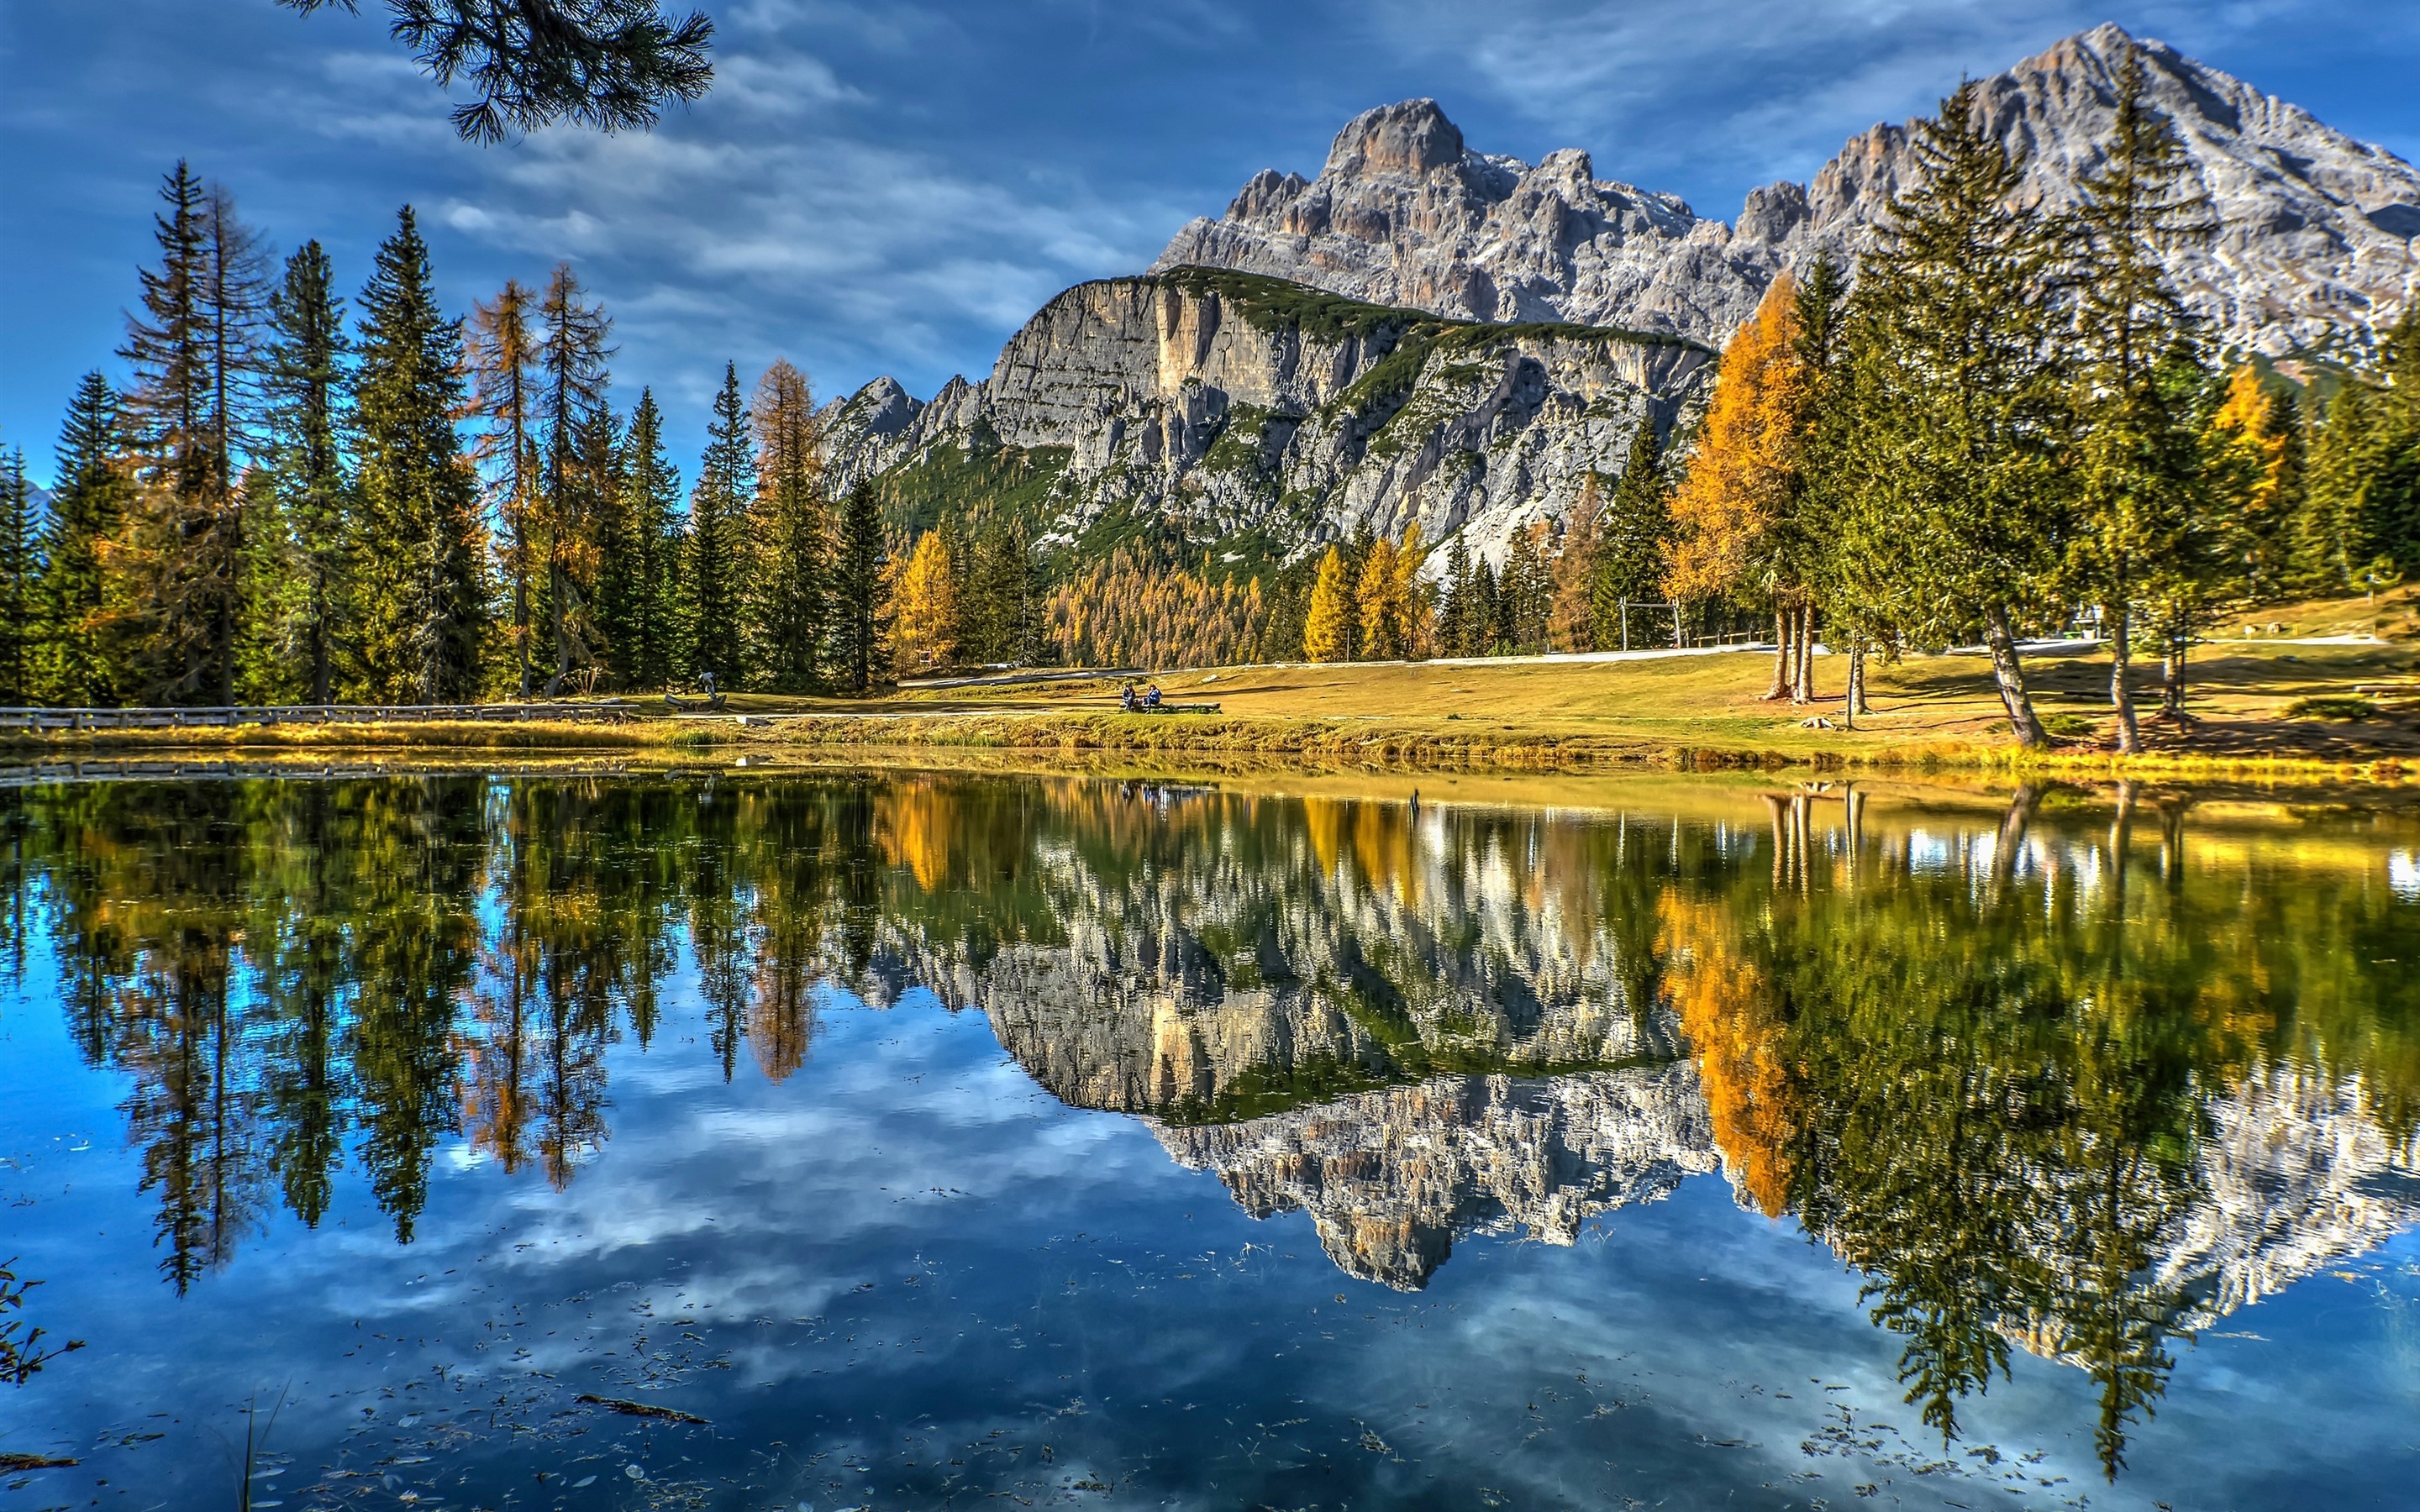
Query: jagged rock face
[
  {"left": 1155, "top": 98, "right": 1769, "bottom": 344},
  {"left": 821, "top": 270, "right": 1707, "bottom": 564},
  {"left": 1155, "top": 25, "right": 2419, "bottom": 354},
  {"left": 2157, "top": 1065, "right": 2420, "bottom": 1326},
  {"left": 1155, "top": 1069, "right": 1720, "bottom": 1289}
]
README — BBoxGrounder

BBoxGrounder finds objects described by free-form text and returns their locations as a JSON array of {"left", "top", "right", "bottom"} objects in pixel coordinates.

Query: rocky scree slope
[
  {"left": 1155, "top": 24, "right": 2419, "bottom": 355},
  {"left": 819, "top": 266, "right": 1705, "bottom": 566}
]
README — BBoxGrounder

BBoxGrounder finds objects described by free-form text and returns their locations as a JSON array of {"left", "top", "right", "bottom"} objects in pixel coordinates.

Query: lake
[{"left": 1, "top": 765, "right": 2416, "bottom": 1511}]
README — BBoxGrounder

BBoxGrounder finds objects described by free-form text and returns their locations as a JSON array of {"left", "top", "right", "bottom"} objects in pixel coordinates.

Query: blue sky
[{"left": 4, "top": 0, "right": 2417, "bottom": 486}]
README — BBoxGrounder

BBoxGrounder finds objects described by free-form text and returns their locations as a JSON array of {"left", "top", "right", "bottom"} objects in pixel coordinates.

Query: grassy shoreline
[
  {"left": 7, "top": 706, "right": 2416, "bottom": 788},
  {"left": 7, "top": 590, "right": 2415, "bottom": 786}
]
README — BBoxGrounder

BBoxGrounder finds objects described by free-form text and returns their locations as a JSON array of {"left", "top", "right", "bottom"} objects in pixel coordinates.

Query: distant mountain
[
  {"left": 819, "top": 267, "right": 1704, "bottom": 565},
  {"left": 827, "top": 23, "right": 2419, "bottom": 567},
  {"left": 1155, "top": 24, "right": 2420, "bottom": 354}
]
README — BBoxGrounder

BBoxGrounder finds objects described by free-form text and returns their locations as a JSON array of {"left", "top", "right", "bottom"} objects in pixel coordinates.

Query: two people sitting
[{"left": 1118, "top": 682, "right": 1165, "bottom": 711}]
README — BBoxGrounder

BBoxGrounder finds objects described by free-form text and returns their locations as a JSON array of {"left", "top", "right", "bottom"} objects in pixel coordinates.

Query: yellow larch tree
[
  {"left": 890, "top": 528, "right": 958, "bottom": 675},
  {"left": 1664, "top": 274, "right": 1815, "bottom": 699},
  {"left": 1356, "top": 533, "right": 1402, "bottom": 659},
  {"left": 1302, "top": 545, "right": 1354, "bottom": 662}
]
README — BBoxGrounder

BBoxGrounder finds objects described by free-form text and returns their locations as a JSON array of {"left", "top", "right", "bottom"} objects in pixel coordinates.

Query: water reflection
[{"left": 4, "top": 769, "right": 2417, "bottom": 1482}]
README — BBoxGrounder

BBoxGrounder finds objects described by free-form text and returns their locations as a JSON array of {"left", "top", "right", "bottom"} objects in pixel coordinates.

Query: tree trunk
[
  {"left": 1796, "top": 606, "right": 1815, "bottom": 704},
  {"left": 1765, "top": 610, "right": 1790, "bottom": 700},
  {"left": 2161, "top": 622, "right": 2189, "bottom": 718},
  {"left": 2107, "top": 601, "right": 2141, "bottom": 753},
  {"left": 1981, "top": 603, "right": 2049, "bottom": 748},
  {"left": 1849, "top": 640, "right": 1870, "bottom": 717}
]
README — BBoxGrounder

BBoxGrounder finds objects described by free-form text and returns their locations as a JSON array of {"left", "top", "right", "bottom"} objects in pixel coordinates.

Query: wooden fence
[{"left": 2, "top": 702, "right": 638, "bottom": 733}]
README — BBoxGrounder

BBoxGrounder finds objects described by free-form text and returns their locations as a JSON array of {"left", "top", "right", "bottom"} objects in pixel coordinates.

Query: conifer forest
[{"left": 2, "top": 64, "right": 2416, "bottom": 759}]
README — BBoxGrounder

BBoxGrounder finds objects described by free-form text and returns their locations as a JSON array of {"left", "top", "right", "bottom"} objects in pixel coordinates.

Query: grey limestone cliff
[
  {"left": 1155, "top": 24, "right": 2419, "bottom": 355},
  {"left": 821, "top": 269, "right": 1706, "bottom": 565}
]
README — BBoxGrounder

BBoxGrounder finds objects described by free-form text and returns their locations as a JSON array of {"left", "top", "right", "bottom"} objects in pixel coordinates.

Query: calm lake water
[{"left": 1, "top": 766, "right": 2417, "bottom": 1512}]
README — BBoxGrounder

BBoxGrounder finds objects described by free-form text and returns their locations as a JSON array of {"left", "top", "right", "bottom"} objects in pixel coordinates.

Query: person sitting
[
  {"left": 1119, "top": 685, "right": 1137, "bottom": 711},
  {"left": 1144, "top": 685, "right": 1162, "bottom": 710}
]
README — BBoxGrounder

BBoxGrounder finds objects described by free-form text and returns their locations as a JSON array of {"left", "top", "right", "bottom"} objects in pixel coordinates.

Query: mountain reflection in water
[{"left": 2, "top": 769, "right": 2416, "bottom": 1499}]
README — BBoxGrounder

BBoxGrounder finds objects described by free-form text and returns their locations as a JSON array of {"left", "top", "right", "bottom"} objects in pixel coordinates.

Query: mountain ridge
[
  {"left": 1153, "top": 23, "right": 2420, "bottom": 354},
  {"left": 825, "top": 22, "right": 2419, "bottom": 567}
]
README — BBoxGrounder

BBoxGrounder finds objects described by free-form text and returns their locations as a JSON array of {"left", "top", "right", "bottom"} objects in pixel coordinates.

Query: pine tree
[
  {"left": 281, "top": 0, "right": 718, "bottom": 145},
  {"left": 351, "top": 206, "right": 488, "bottom": 703},
  {"left": 2371, "top": 304, "right": 2420, "bottom": 570},
  {"left": 1836, "top": 82, "right": 2072, "bottom": 748},
  {"left": 1502, "top": 524, "right": 1550, "bottom": 654},
  {"left": 2065, "top": 49, "right": 2214, "bottom": 747},
  {"left": 967, "top": 512, "right": 1040, "bottom": 667},
  {"left": 750, "top": 360, "right": 826, "bottom": 690},
  {"left": 611, "top": 388, "right": 681, "bottom": 689},
  {"left": 536, "top": 264, "right": 613, "bottom": 693},
  {"left": 2296, "top": 381, "right": 2381, "bottom": 591},
  {"left": 34, "top": 374, "right": 129, "bottom": 706},
  {"left": 1470, "top": 557, "right": 1502, "bottom": 655},
  {"left": 115, "top": 164, "right": 268, "bottom": 704},
  {"left": 830, "top": 481, "right": 889, "bottom": 695},
  {"left": 686, "top": 363, "right": 751, "bottom": 690},
  {"left": 467, "top": 277, "right": 540, "bottom": 694},
  {"left": 0, "top": 449, "right": 39, "bottom": 704},
  {"left": 255, "top": 241, "right": 354, "bottom": 704},
  {"left": 1439, "top": 535, "right": 1471, "bottom": 656},
  {"left": 1600, "top": 417, "right": 1670, "bottom": 621},
  {"left": 1302, "top": 545, "right": 1353, "bottom": 662}
]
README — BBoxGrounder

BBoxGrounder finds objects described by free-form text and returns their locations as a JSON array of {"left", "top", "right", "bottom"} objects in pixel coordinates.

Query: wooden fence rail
[{"left": 1, "top": 702, "right": 639, "bottom": 733}]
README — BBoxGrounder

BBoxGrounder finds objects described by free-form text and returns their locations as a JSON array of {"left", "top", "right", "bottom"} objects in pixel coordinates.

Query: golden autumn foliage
[
  {"left": 879, "top": 777, "right": 957, "bottom": 894},
  {"left": 1302, "top": 545, "right": 1355, "bottom": 662},
  {"left": 2210, "top": 364, "right": 2292, "bottom": 512},
  {"left": 1044, "top": 545, "right": 1267, "bottom": 669},
  {"left": 1660, "top": 893, "right": 1799, "bottom": 1217},
  {"left": 891, "top": 528, "right": 959, "bottom": 674},
  {"left": 1664, "top": 275, "right": 1809, "bottom": 604},
  {"left": 1356, "top": 522, "right": 1432, "bottom": 659}
]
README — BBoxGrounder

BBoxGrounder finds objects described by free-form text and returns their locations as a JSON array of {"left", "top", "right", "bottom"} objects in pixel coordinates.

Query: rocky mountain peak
[
  {"left": 1326, "top": 97, "right": 1467, "bottom": 177},
  {"left": 1154, "top": 24, "right": 2418, "bottom": 353}
]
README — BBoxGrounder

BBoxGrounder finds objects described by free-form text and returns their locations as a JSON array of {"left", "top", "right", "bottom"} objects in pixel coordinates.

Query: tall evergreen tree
[
  {"left": 965, "top": 512, "right": 1041, "bottom": 667},
  {"left": 2371, "top": 304, "right": 2420, "bottom": 570},
  {"left": 1836, "top": 82, "right": 2071, "bottom": 748},
  {"left": 0, "top": 449, "right": 39, "bottom": 704},
  {"left": 2296, "top": 381, "right": 2381, "bottom": 591},
  {"left": 829, "top": 481, "right": 889, "bottom": 696},
  {"left": 2064, "top": 49, "right": 2213, "bottom": 748},
  {"left": 351, "top": 206, "right": 487, "bottom": 702},
  {"left": 466, "top": 277, "right": 540, "bottom": 694},
  {"left": 1798, "top": 253, "right": 1885, "bottom": 711},
  {"left": 686, "top": 362, "right": 751, "bottom": 689},
  {"left": 254, "top": 240, "right": 355, "bottom": 704},
  {"left": 116, "top": 164, "right": 268, "bottom": 703},
  {"left": 34, "top": 375, "right": 129, "bottom": 706},
  {"left": 1597, "top": 417, "right": 1671, "bottom": 639},
  {"left": 536, "top": 264, "right": 613, "bottom": 693},
  {"left": 610, "top": 388, "right": 682, "bottom": 689},
  {"left": 1439, "top": 535, "right": 1472, "bottom": 656},
  {"left": 750, "top": 360, "right": 826, "bottom": 690}
]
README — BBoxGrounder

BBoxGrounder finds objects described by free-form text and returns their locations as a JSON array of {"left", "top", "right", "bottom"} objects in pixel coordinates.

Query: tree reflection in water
[{"left": 4, "top": 770, "right": 2415, "bottom": 1479}]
